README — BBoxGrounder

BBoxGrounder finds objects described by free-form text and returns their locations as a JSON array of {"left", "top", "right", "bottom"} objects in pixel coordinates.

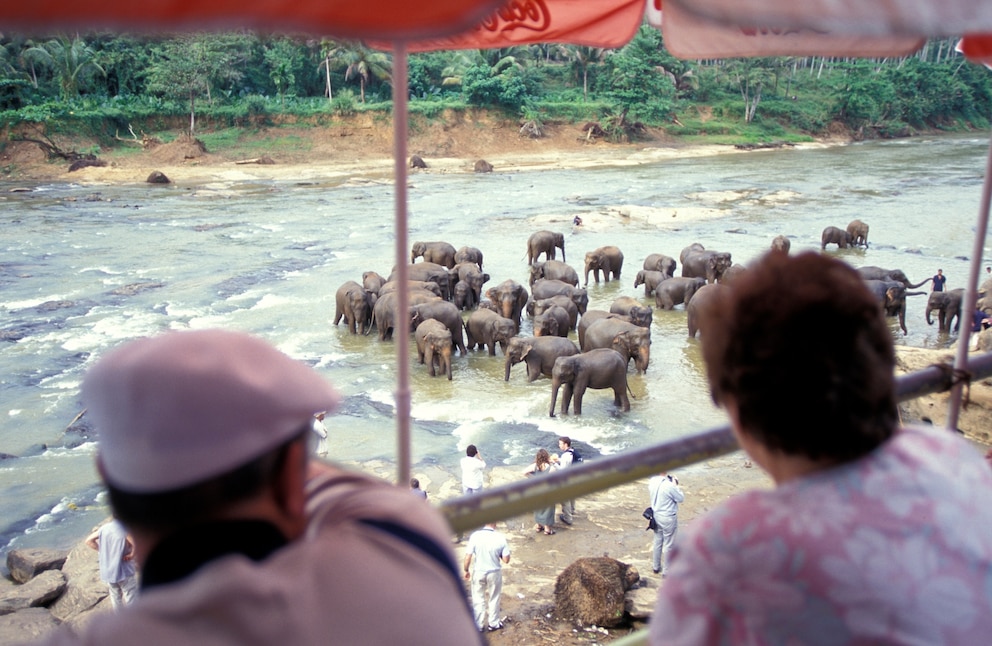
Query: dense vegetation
[{"left": 1, "top": 25, "right": 990, "bottom": 147}]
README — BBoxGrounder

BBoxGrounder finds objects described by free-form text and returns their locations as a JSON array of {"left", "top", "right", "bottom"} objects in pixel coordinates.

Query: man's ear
[{"left": 272, "top": 439, "right": 308, "bottom": 538}]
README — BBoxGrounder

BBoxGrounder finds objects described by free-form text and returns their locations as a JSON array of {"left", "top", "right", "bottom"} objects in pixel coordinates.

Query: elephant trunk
[
  {"left": 550, "top": 379, "right": 561, "bottom": 417},
  {"left": 504, "top": 356, "right": 513, "bottom": 382},
  {"left": 441, "top": 346, "right": 453, "bottom": 381},
  {"left": 907, "top": 277, "right": 931, "bottom": 289},
  {"left": 926, "top": 304, "right": 935, "bottom": 326},
  {"left": 636, "top": 347, "right": 650, "bottom": 373}
]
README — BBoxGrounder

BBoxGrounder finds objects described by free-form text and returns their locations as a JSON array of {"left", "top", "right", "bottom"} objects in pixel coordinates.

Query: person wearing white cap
[{"left": 33, "top": 329, "right": 480, "bottom": 645}]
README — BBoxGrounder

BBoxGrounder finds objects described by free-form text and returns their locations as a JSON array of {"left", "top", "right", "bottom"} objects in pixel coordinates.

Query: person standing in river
[{"left": 932, "top": 268, "right": 946, "bottom": 292}]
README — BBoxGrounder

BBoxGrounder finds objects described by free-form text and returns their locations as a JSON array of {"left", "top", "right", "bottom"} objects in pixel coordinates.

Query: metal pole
[
  {"left": 947, "top": 125, "right": 992, "bottom": 430},
  {"left": 392, "top": 41, "right": 411, "bottom": 487}
]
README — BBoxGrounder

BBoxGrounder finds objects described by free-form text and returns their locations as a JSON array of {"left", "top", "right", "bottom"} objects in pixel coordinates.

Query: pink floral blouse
[{"left": 650, "top": 424, "right": 992, "bottom": 645}]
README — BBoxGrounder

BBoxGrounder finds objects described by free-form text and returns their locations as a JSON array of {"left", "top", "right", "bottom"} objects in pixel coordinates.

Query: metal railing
[{"left": 439, "top": 352, "right": 992, "bottom": 644}]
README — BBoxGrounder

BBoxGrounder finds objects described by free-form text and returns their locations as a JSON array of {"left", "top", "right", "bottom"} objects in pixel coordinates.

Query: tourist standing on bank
[
  {"left": 85, "top": 518, "right": 138, "bottom": 609},
  {"left": 461, "top": 445, "right": 486, "bottom": 495},
  {"left": 648, "top": 472, "right": 684, "bottom": 576},
  {"left": 553, "top": 436, "right": 577, "bottom": 525},
  {"left": 464, "top": 522, "right": 511, "bottom": 633}
]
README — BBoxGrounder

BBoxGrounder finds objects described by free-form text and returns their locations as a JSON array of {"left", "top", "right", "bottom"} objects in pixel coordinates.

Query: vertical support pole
[
  {"left": 393, "top": 41, "right": 411, "bottom": 486},
  {"left": 947, "top": 125, "right": 992, "bottom": 431}
]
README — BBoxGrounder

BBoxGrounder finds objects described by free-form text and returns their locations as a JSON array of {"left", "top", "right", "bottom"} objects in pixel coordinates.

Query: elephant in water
[
  {"left": 504, "top": 336, "right": 580, "bottom": 382},
  {"left": 633, "top": 270, "right": 668, "bottom": 297},
  {"left": 862, "top": 279, "right": 926, "bottom": 335},
  {"left": 415, "top": 320, "right": 453, "bottom": 380},
  {"left": 334, "top": 280, "right": 373, "bottom": 335},
  {"left": 846, "top": 219, "right": 870, "bottom": 247},
  {"left": 531, "top": 279, "right": 588, "bottom": 315},
  {"left": 770, "top": 235, "right": 791, "bottom": 254},
  {"left": 655, "top": 277, "right": 705, "bottom": 311},
  {"left": 411, "top": 241, "right": 457, "bottom": 269},
  {"left": 409, "top": 300, "right": 467, "bottom": 354},
  {"left": 821, "top": 226, "right": 852, "bottom": 250},
  {"left": 856, "top": 266, "right": 931, "bottom": 289},
  {"left": 549, "top": 349, "right": 630, "bottom": 417},
  {"left": 454, "top": 245, "right": 484, "bottom": 269},
  {"left": 530, "top": 259, "right": 579, "bottom": 287},
  {"left": 527, "top": 230, "right": 566, "bottom": 264},
  {"left": 686, "top": 283, "right": 729, "bottom": 338},
  {"left": 609, "top": 296, "right": 652, "bottom": 328},
  {"left": 465, "top": 308, "right": 516, "bottom": 356},
  {"left": 487, "top": 279, "right": 529, "bottom": 333},
  {"left": 584, "top": 245, "right": 624, "bottom": 285},
  {"left": 643, "top": 253, "right": 676, "bottom": 279},
  {"left": 681, "top": 244, "right": 732, "bottom": 284},
  {"left": 926, "top": 288, "right": 965, "bottom": 334},
  {"left": 581, "top": 317, "right": 650, "bottom": 373}
]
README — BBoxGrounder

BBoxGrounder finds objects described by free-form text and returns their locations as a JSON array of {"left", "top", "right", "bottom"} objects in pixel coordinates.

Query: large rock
[
  {"left": 49, "top": 543, "right": 103, "bottom": 622},
  {"left": 0, "top": 608, "right": 59, "bottom": 644},
  {"left": 0, "top": 570, "right": 66, "bottom": 615},
  {"left": 554, "top": 557, "right": 639, "bottom": 627},
  {"left": 6, "top": 549, "right": 68, "bottom": 584}
]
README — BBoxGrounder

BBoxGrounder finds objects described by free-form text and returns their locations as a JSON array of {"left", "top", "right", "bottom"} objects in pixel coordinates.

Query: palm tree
[
  {"left": 338, "top": 42, "right": 391, "bottom": 103},
  {"left": 22, "top": 35, "right": 105, "bottom": 100},
  {"left": 565, "top": 45, "right": 608, "bottom": 101},
  {"left": 317, "top": 39, "right": 341, "bottom": 102}
]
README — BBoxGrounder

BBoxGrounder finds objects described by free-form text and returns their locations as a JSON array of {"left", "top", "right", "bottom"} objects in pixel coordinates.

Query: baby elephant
[
  {"left": 821, "top": 226, "right": 852, "bottom": 250},
  {"left": 549, "top": 349, "right": 630, "bottom": 417},
  {"left": 415, "top": 319, "right": 453, "bottom": 380}
]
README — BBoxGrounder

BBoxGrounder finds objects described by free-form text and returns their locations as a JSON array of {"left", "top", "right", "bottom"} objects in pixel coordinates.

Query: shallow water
[{"left": 1, "top": 133, "right": 990, "bottom": 561}]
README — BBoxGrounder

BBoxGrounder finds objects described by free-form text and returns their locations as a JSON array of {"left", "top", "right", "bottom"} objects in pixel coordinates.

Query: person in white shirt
[
  {"left": 463, "top": 522, "right": 511, "bottom": 632},
  {"left": 648, "top": 472, "right": 684, "bottom": 576},
  {"left": 460, "top": 444, "right": 486, "bottom": 494}
]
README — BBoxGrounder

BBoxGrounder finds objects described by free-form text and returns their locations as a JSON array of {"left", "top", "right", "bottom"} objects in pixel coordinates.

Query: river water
[{"left": 2, "top": 133, "right": 990, "bottom": 562}]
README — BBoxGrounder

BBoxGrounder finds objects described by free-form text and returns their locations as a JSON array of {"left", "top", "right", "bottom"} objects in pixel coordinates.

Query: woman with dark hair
[
  {"left": 523, "top": 448, "right": 557, "bottom": 535},
  {"left": 650, "top": 252, "right": 992, "bottom": 645}
]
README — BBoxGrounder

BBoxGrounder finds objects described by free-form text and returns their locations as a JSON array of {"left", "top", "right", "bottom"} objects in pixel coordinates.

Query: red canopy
[
  {"left": 369, "top": 0, "right": 644, "bottom": 52},
  {"left": 0, "top": 0, "right": 504, "bottom": 40}
]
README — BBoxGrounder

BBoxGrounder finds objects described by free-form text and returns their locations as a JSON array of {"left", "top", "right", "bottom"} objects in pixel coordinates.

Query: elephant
[
  {"left": 681, "top": 245, "right": 732, "bottom": 284},
  {"left": 379, "top": 280, "right": 443, "bottom": 298},
  {"left": 465, "top": 308, "right": 517, "bottom": 356},
  {"left": 846, "top": 219, "right": 870, "bottom": 247},
  {"left": 642, "top": 254, "right": 676, "bottom": 279},
  {"left": 368, "top": 289, "right": 441, "bottom": 339},
  {"left": 926, "top": 288, "right": 965, "bottom": 333},
  {"left": 531, "top": 279, "right": 589, "bottom": 315},
  {"left": 686, "top": 283, "right": 728, "bottom": 338},
  {"left": 581, "top": 317, "right": 651, "bottom": 373},
  {"left": 504, "top": 335, "right": 580, "bottom": 382},
  {"left": 409, "top": 300, "right": 468, "bottom": 355},
  {"left": 452, "top": 262, "right": 490, "bottom": 307},
  {"left": 862, "top": 279, "right": 926, "bottom": 335},
  {"left": 529, "top": 259, "right": 579, "bottom": 287},
  {"left": 549, "top": 349, "right": 630, "bottom": 417},
  {"left": 821, "top": 226, "right": 852, "bottom": 250},
  {"left": 856, "top": 266, "right": 931, "bottom": 289},
  {"left": 334, "top": 280, "right": 373, "bottom": 335},
  {"left": 584, "top": 245, "right": 624, "bottom": 285},
  {"left": 609, "top": 296, "right": 652, "bottom": 328},
  {"left": 453, "top": 280, "right": 472, "bottom": 311},
  {"left": 654, "top": 277, "right": 706, "bottom": 311},
  {"left": 527, "top": 230, "right": 566, "bottom": 264},
  {"left": 633, "top": 270, "right": 668, "bottom": 296},
  {"left": 486, "top": 279, "right": 529, "bottom": 333},
  {"left": 389, "top": 262, "right": 450, "bottom": 300},
  {"left": 679, "top": 242, "right": 706, "bottom": 266},
  {"left": 411, "top": 241, "right": 457, "bottom": 268},
  {"left": 577, "top": 310, "right": 630, "bottom": 349},
  {"left": 454, "top": 245, "right": 484, "bottom": 269},
  {"left": 770, "top": 235, "right": 791, "bottom": 254},
  {"left": 530, "top": 295, "right": 579, "bottom": 331},
  {"left": 534, "top": 304, "right": 571, "bottom": 338},
  {"left": 415, "top": 319, "right": 453, "bottom": 380},
  {"left": 721, "top": 263, "right": 747, "bottom": 286},
  {"left": 362, "top": 270, "right": 387, "bottom": 299}
]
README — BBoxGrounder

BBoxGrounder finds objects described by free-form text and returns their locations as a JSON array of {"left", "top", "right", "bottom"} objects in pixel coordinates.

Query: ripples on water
[{"left": 1, "top": 134, "right": 990, "bottom": 559}]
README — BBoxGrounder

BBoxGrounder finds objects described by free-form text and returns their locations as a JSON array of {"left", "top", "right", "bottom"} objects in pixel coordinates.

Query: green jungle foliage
[{"left": 1, "top": 26, "right": 989, "bottom": 146}]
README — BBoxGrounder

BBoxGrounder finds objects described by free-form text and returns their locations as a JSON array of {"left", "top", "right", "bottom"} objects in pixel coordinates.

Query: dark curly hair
[{"left": 698, "top": 252, "right": 897, "bottom": 463}]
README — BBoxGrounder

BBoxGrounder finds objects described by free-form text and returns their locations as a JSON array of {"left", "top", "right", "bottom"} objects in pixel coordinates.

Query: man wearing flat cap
[{"left": 34, "top": 329, "right": 480, "bottom": 645}]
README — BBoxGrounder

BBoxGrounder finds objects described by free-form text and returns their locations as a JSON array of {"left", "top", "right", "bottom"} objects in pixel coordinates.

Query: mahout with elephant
[
  {"left": 926, "top": 288, "right": 965, "bottom": 333},
  {"left": 504, "top": 336, "right": 580, "bottom": 382},
  {"left": 549, "top": 349, "right": 631, "bottom": 417},
  {"left": 584, "top": 245, "right": 624, "bottom": 286},
  {"left": 581, "top": 317, "right": 650, "bottom": 373},
  {"left": 530, "top": 259, "right": 579, "bottom": 287},
  {"left": 486, "top": 279, "right": 529, "bottom": 333},
  {"left": 534, "top": 304, "right": 571, "bottom": 338},
  {"left": 654, "top": 276, "right": 706, "bottom": 310},
  {"left": 856, "top": 266, "right": 931, "bottom": 289},
  {"left": 527, "top": 230, "right": 566, "bottom": 264},
  {"left": 415, "top": 319, "right": 454, "bottom": 380},
  {"left": 465, "top": 308, "right": 517, "bottom": 356},
  {"left": 642, "top": 253, "right": 677, "bottom": 279},
  {"left": 454, "top": 245, "right": 484, "bottom": 269},
  {"left": 529, "top": 295, "right": 579, "bottom": 331},
  {"left": 633, "top": 269, "right": 668, "bottom": 296},
  {"left": 821, "top": 226, "right": 852, "bottom": 250},
  {"left": 862, "top": 279, "right": 926, "bottom": 335},
  {"left": 334, "top": 280, "right": 373, "bottom": 335},
  {"left": 531, "top": 279, "right": 588, "bottom": 315},
  {"left": 846, "top": 219, "right": 870, "bottom": 247},
  {"left": 681, "top": 244, "right": 733, "bottom": 284},
  {"left": 609, "top": 296, "right": 653, "bottom": 327},
  {"left": 411, "top": 241, "right": 457, "bottom": 268},
  {"left": 409, "top": 300, "right": 468, "bottom": 355},
  {"left": 686, "top": 283, "right": 728, "bottom": 338}
]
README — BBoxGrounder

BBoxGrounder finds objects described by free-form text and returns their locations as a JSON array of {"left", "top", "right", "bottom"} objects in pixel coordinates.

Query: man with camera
[{"left": 648, "top": 472, "right": 684, "bottom": 576}]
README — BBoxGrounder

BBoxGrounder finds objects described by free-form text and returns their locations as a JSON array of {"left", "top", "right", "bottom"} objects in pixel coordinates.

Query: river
[{"left": 2, "top": 133, "right": 990, "bottom": 564}]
